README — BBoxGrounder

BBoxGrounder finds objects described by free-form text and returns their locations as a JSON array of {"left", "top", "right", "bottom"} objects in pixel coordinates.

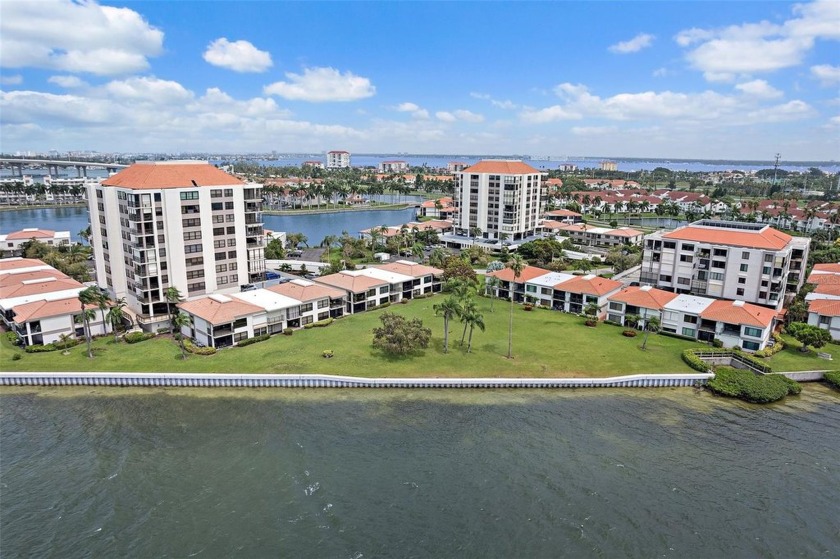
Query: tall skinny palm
[
  {"left": 464, "top": 305, "right": 486, "bottom": 353},
  {"left": 172, "top": 312, "right": 191, "bottom": 359},
  {"left": 106, "top": 297, "right": 127, "bottom": 343},
  {"left": 459, "top": 298, "right": 478, "bottom": 347},
  {"left": 77, "top": 286, "right": 101, "bottom": 358},
  {"left": 507, "top": 254, "right": 525, "bottom": 359},
  {"left": 165, "top": 286, "right": 184, "bottom": 328},
  {"left": 434, "top": 296, "right": 461, "bottom": 354}
]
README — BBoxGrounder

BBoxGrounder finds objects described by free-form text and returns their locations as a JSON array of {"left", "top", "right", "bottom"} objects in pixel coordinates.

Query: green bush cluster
[
  {"left": 25, "top": 343, "right": 59, "bottom": 353},
  {"left": 824, "top": 371, "right": 840, "bottom": 391},
  {"left": 660, "top": 330, "right": 697, "bottom": 342},
  {"left": 711, "top": 339, "right": 724, "bottom": 348},
  {"left": 184, "top": 339, "right": 216, "bottom": 355},
  {"left": 753, "top": 334, "right": 786, "bottom": 358},
  {"left": 681, "top": 349, "right": 711, "bottom": 372},
  {"left": 125, "top": 331, "right": 156, "bottom": 344},
  {"left": 236, "top": 334, "right": 270, "bottom": 347},
  {"left": 12, "top": 352, "right": 22, "bottom": 360},
  {"left": 313, "top": 318, "right": 334, "bottom": 327},
  {"left": 6, "top": 331, "right": 18, "bottom": 344},
  {"left": 283, "top": 328, "right": 294, "bottom": 336},
  {"left": 707, "top": 367, "right": 800, "bottom": 404},
  {"left": 54, "top": 337, "right": 81, "bottom": 350}
]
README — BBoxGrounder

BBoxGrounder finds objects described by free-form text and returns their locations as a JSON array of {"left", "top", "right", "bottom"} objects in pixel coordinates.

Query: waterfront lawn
[
  {"left": 764, "top": 335, "right": 840, "bottom": 372},
  {"left": 3, "top": 297, "right": 708, "bottom": 378}
]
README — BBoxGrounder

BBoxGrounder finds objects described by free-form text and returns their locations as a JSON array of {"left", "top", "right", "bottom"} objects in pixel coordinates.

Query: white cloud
[
  {"left": 675, "top": 0, "right": 840, "bottom": 81},
  {"left": 571, "top": 126, "right": 619, "bottom": 136},
  {"left": 0, "top": 0, "right": 163, "bottom": 75},
  {"left": 811, "top": 64, "right": 840, "bottom": 85},
  {"left": 609, "top": 33, "right": 655, "bottom": 54},
  {"left": 203, "top": 38, "right": 273, "bottom": 73},
  {"left": 470, "top": 92, "right": 518, "bottom": 109},
  {"left": 105, "top": 76, "right": 192, "bottom": 104},
  {"left": 521, "top": 82, "right": 813, "bottom": 126},
  {"left": 395, "top": 102, "right": 429, "bottom": 119},
  {"left": 435, "top": 109, "right": 484, "bottom": 123},
  {"left": 0, "top": 74, "right": 23, "bottom": 85},
  {"left": 264, "top": 67, "right": 375, "bottom": 102},
  {"left": 735, "top": 79, "right": 783, "bottom": 99},
  {"left": 48, "top": 75, "right": 87, "bottom": 88}
]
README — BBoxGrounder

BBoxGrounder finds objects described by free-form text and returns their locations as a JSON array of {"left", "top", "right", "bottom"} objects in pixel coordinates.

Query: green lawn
[
  {"left": 5, "top": 297, "right": 832, "bottom": 377},
  {"left": 765, "top": 335, "right": 840, "bottom": 372},
  {"left": 4, "top": 297, "right": 709, "bottom": 377}
]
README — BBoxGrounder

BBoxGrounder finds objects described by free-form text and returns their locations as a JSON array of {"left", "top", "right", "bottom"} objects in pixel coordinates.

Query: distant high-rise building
[
  {"left": 600, "top": 160, "right": 618, "bottom": 171},
  {"left": 327, "top": 151, "right": 351, "bottom": 168},
  {"left": 88, "top": 161, "right": 265, "bottom": 329},
  {"left": 453, "top": 160, "right": 544, "bottom": 241}
]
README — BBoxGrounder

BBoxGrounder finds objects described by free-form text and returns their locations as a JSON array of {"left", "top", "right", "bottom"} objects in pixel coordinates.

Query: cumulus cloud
[
  {"left": 105, "top": 76, "right": 192, "bottom": 104},
  {"left": 470, "top": 92, "right": 517, "bottom": 109},
  {"left": 436, "top": 109, "right": 484, "bottom": 123},
  {"left": 264, "top": 67, "right": 375, "bottom": 102},
  {"left": 811, "top": 64, "right": 840, "bottom": 85},
  {"left": 203, "top": 38, "right": 273, "bottom": 73},
  {"left": 395, "top": 102, "right": 429, "bottom": 119},
  {"left": 48, "top": 75, "right": 87, "bottom": 88},
  {"left": 735, "top": 79, "right": 783, "bottom": 99},
  {"left": 0, "top": 74, "right": 23, "bottom": 85},
  {"left": 675, "top": 0, "right": 840, "bottom": 81},
  {"left": 609, "top": 33, "right": 655, "bottom": 54},
  {"left": 0, "top": 0, "right": 163, "bottom": 75},
  {"left": 520, "top": 82, "right": 813, "bottom": 126}
]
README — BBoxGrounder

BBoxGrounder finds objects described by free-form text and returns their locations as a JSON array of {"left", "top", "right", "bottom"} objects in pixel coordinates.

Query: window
[
  {"left": 682, "top": 244, "right": 695, "bottom": 252},
  {"left": 682, "top": 327, "right": 696, "bottom": 337},
  {"left": 214, "top": 240, "right": 226, "bottom": 248},
  {"left": 742, "top": 340, "right": 760, "bottom": 351},
  {"left": 218, "top": 276, "right": 228, "bottom": 285},
  {"left": 185, "top": 244, "right": 203, "bottom": 254},
  {"left": 712, "top": 261, "right": 726, "bottom": 269},
  {"left": 225, "top": 201, "right": 234, "bottom": 210},
  {"left": 212, "top": 215, "right": 224, "bottom": 224},
  {"left": 740, "top": 264, "right": 749, "bottom": 272},
  {"left": 743, "top": 326, "right": 763, "bottom": 337},
  {"left": 216, "top": 264, "right": 228, "bottom": 273},
  {"left": 738, "top": 277, "right": 746, "bottom": 284},
  {"left": 819, "top": 316, "right": 831, "bottom": 326},
  {"left": 713, "top": 248, "right": 727, "bottom": 257},
  {"left": 234, "top": 318, "right": 247, "bottom": 329},
  {"left": 183, "top": 218, "right": 201, "bottom": 227},
  {"left": 228, "top": 251, "right": 236, "bottom": 258},
  {"left": 213, "top": 227, "right": 225, "bottom": 236},
  {"left": 226, "top": 226, "right": 236, "bottom": 235},
  {"left": 684, "top": 315, "right": 698, "bottom": 324},
  {"left": 526, "top": 285, "right": 537, "bottom": 293},
  {"left": 229, "top": 262, "right": 238, "bottom": 271},
  {"left": 300, "top": 303, "right": 313, "bottom": 313},
  {"left": 736, "top": 288, "right": 745, "bottom": 296},
  {"left": 211, "top": 202, "right": 223, "bottom": 211},
  {"left": 215, "top": 251, "right": 226, "bottom": 261},
  {"left": 663, "top": 241, "right": 676, "bottom": 249},
  {"left": 226, "top": 214, "right": 236, "bottom": 222},
  {"left": 679, "top": 255, "right": 693, "bottom": 263},
  {"left": 224, "top": 189, "right": 233, "bottom": 196},
  {"left": 234, "top": 332, "right": 248, "bottom": 342},
  {"left": 187, "top": 282, "right": 205, "bottom": 292},
  {"left": 186, "top": 270, "right": 204, "bottom": 280},
  {"left": 759, "top": 291, "right": 767, "bottom": 299},
  {"left": 763, "top": 266, "right": 771, "bottom": 275},
  {"left": 227, "top": 239, "right": 236, "bottom": 247},
  {"left": 659, "top": 274, "right": 672, "bottom": 282},
  {"left": 609, "top": 302, "right": 623, "bottom": 311},
  {"left": 180, "top": 191, "right": 199, "bottom": 200},
  {"left": 764, "top": 254, "right": 773, "bottom": 263},
  {"left": 211, "top": 189, "right": 223, "bottom": 198},
  {"left": 742, "top": 251, "right": 750, "bottom": 259},
  {"left": 301, "top": 315, "right": 314, "bottom": 326},
  {"left": 380, "top": 285, "right": 390, "bottom": 294},
  {"left": 183, "top": 231, "right": 202, "bottom": 241},
  {"left": 677, "top": 277, "right": 690, "bottom": 285},
  {"left": 318, "top": 299, "right": 329, "bottom": 309}
]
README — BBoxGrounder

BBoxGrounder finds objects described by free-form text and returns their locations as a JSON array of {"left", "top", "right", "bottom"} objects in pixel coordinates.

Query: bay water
[{"left": 1, "top": 386, "right": 838, "bottom": 558}]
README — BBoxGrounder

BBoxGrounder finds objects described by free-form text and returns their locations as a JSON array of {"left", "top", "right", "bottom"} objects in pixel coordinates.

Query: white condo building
[
  {"left": 640, "top": 220, "right": 810, "bottom": 310},
  {"left": 88, "top": 161, "right": 265, "bottom": 329},
  {"left": 327, "top": 151, "right": 351, "bottom": 168},
  {"left": 454, "top": 160, "right": 544, "bottom": 241}
]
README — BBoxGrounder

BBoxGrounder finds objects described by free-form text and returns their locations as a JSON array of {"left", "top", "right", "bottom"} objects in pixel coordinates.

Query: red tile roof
[
  {"left": 813, "top": 283, "right": 840, "bottom": 297},
  {"left": 608, "top": 228, "right": 644, "bottom": 237},
  {"left": 267, "top": 280, "right": 345, "bottom": 302},
  {"left": 5, "top": 229, "right": 58, "bottom": 240},
  {"left": 102, "top": 162, "right": 243, "bottom": 189},
  {"left": 700, "top": 299, "right": 775, "bottom": 328},
  {"left": 420, "top": 197, "right": 453, "bottom": 208},
  {"left": 807, "top": 299, "right": 840, "bottom": 318},
  {"left": 812, "top": 263, "right": 840, "bottom": 274},
  {"left": 486, "top": 265, "right": 550, "bottom": 283},
  {"left": 0, "top": 258, "right": 50, "bottom": 273},
  {"left": 608, "top": 286, "right": 678, "bottom": 309},
  {"left": 178, "top": 295, "right": 263, "bottom": 325},
  {"left": 13, "top": 297, "right": 96, "bottom": 324},
  {"left": 0, "top": 276, "right": 82, "bottom": 299},
  {"left": 315, "top": 271, "right": 387, "bottom": 293},
  {"left": 806, "top": 274, "right": 840, "bottom": 285},
  {"left": 545, "top": 209, "right": 582, "bottom": 217},
  {"left": 662, "top": 225, "right": 792, "bottom": 250},
  {"left": 461, "top": 160, "right": 541, "bottom": 175},
  {"left": 376, "top": 261, "right": 443, "bottom": 278},
  {"left": 557, "top": 274, "right": 623, "bottom": 296}
]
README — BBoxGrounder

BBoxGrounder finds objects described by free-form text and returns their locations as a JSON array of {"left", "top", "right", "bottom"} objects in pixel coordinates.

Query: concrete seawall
[{"left": 0, "top": 372, "right": 713, "bottom": 389}]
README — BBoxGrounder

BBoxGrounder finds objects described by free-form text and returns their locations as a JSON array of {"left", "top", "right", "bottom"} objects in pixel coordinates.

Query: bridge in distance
[{"left": 0, "top": 158, "right": 130, "bottom": 178}]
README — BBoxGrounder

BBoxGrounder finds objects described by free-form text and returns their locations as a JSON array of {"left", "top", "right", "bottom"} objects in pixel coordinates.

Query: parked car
[
  {"left": 289, "top": 250, "right": 303, "bottom": 257},
  {"left": 265, "top": 271, "right": 281, "bottom": 280}
]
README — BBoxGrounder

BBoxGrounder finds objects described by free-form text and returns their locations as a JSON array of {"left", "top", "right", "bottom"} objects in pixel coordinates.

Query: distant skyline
[{"left": 1, "top": 1, "right": 838, "bottom": 160}]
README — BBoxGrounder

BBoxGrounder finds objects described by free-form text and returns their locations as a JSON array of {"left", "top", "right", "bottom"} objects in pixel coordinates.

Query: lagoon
[{"left": 1, "top": 386, "right": 838, "bottom": 557}]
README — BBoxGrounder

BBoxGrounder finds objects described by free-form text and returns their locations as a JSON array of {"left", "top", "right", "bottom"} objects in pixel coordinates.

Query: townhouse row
[
  {"left": 0, "top": 257, "right": 107, "bottom": 347},
  {"left": 177, "top": 261, "right": 443, "bottom": 348},
  {"left": 486, "top": 265, "right": 779, "bottom": 351},
  {"left": 803, "top": 263, "right": 840, "bottom": 340}
]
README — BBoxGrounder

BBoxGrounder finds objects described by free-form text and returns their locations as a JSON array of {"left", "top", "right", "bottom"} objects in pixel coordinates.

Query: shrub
[
  {"left": 400, "top": 299, "right": 409, "bottom": 304},
  {"left": 184, "top": 339, "right": 216, "bottom": 355},
  {"left": 283, "top": 328, "right": 294, "bottom": 336},
  {"left": 523, "top": 303, "right": 534, "bottom": 311},
  {"left": 313, "top": 318, "right": 334, "bottom": 328},
  {"left": 584, "top": 319, "right": 598, "bottom": 327},
  {"left": 622, "top": 329, "right": 637, "bottom": 337},
  {"left": 25, "top": 343, "right": 58, "bottom": 353},
  {"left": 6, "top": 331, "right": 18, "bottom": 344},
  {"left": 12, "top": 353, "right": 22, "bottom": 361},
  {"left": 707, "top": 367, "right": 799, "bottom": 404},
  {"left": 55, "top": 337, "right": 81, "bottom": 350},
  {"left": 125, "top": 331, "right": 155, "bottom": 344},
  {"left": 824, "top": 371, "right": 840, "bottom": 391},
  {"left": 711, "top": 339, "right": 724, "bottom": 348},
  {"left": 322, "top": 349, "right": 334, "bottom": 358},
  {"left": 236, "top": 334, "right": 270, "bottom": 347},
  {"left": 682, "top": 349, "right": 711, "bottom": 372}
]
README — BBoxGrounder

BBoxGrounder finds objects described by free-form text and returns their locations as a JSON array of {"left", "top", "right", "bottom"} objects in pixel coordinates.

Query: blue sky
[{"left": 1, "top": 0, "right": 838, "bottom": 160}]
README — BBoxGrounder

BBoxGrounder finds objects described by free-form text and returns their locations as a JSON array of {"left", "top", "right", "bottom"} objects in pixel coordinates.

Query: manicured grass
[
  {"left": 3, "top": 296, "right": 712, "bottom": 378},
  {"left": 764, "top": 335, "right": 840, "bottom": 372}
]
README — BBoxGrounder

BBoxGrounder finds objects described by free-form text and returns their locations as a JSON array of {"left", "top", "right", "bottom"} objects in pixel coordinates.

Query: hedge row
[
  {"left": 753, "top": 334, "right": 785, "bottom": 358},
  {"left": 303, "top": 318, "right": 334, "bottom": 330},
  {"left": 236, "top": 334, "right": 270, "bottom": 347},
  {"left": 125, "top": 331, "right": 156, "bottom": 344},
  {"left": 707, "top": 367, "right": 800, "bottom": 404},
  {"left": 184, "top": 339, "right": 216, "bottom": 355},
  {"left": 824, "top": 371, "right": 840, "bottom": 391},
  {"left": 23, "top": 337, "right": 83, "bottom": 353},
  {"left": 681, "top": 349, "right": 711, "bottom": 372}
]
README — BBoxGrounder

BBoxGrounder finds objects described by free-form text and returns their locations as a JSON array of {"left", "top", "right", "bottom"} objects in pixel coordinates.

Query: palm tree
[
  {"left": 464, "top": 305, "right": 486, "bottom": 353},
  {"left": 106, "top": 297, "right": 127, "bottom": 343},
  {"left": 171, "top": 312, "right": 191, "bottom": 359},
  {"left": 164, "top": 286, "right": 184, "bottom": 328},
  {"left": 640, "top": 315, "right": 660, "bottom": 350},
  {"left": 507, "top": 254, "right": 525, "bottom": 359},
  {"left": 434, "top": 296, "right": 461, "bottom": 354},
  {"left": 459, "top": 297, "right": 478, "bottom": 347},
  {"left": 77, "top": 286, "right": 101, "bottom": 358},
  {"left": 486, "top": 276, "right": 500, "bottom": 312}
]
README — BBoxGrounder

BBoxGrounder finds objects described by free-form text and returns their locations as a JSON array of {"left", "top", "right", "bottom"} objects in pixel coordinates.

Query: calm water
[
  {"left": 1, "top": 387, "right": 838, "bottom": 558},
  {"left": 0, "top": 207, "right": 419, "bottom": 244}
]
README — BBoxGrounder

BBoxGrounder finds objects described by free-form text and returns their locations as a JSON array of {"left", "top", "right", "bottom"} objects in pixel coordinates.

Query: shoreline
[
  {"left": 262, "top": 203, "right": 414, "bottom": 215},
  {"left": 0, "top": 203, "right": 86, "bottom": 212}
]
